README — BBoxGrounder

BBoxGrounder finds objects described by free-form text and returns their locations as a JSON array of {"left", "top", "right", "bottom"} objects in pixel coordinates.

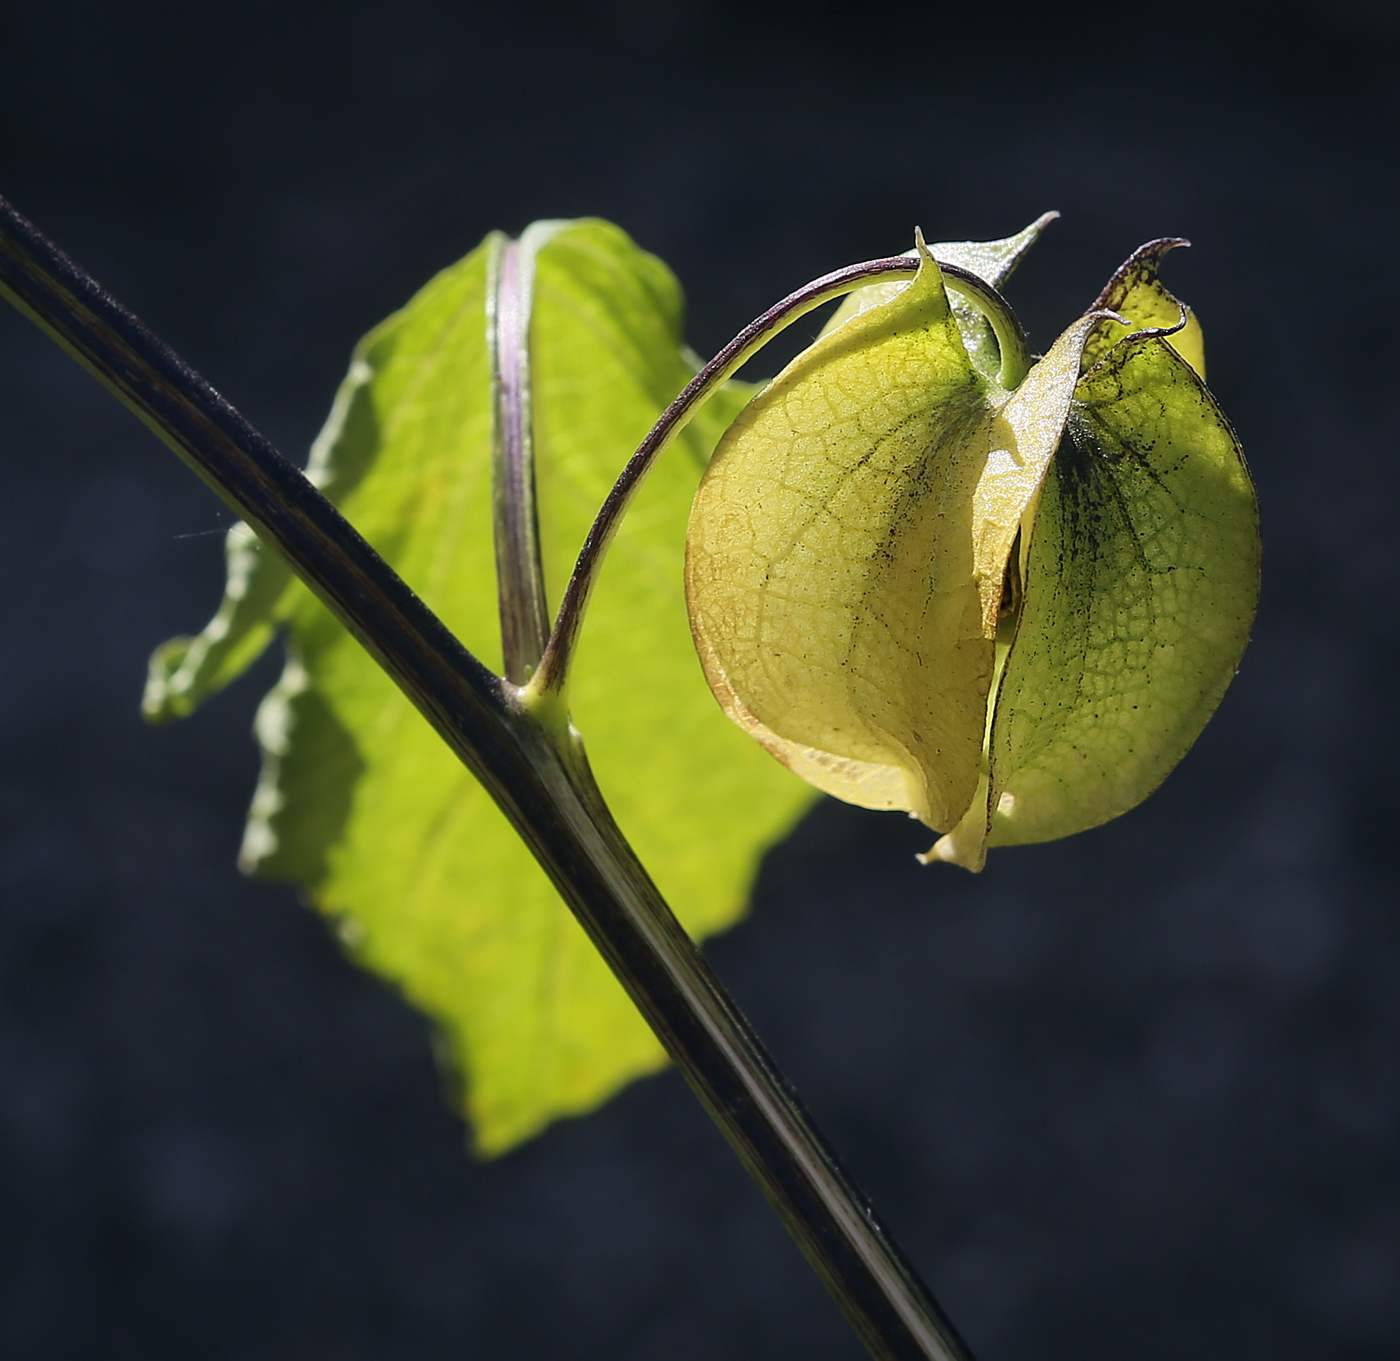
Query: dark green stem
[{"left": 0, "top": 194, "right": 975, "bottom": 1361}]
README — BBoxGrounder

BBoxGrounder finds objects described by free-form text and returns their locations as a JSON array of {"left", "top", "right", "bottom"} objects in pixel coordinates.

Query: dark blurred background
[{"left": 1, "top": 1, "right": 1398, "bottom": 1357}]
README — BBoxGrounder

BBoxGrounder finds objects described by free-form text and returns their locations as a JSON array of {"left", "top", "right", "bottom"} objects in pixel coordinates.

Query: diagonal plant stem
[
  {"left": 0, "top": 194, "right": 976, "bottom": 1361},
  {"left": 532, "top": 251, "right": 1026, "bottom": 698}
]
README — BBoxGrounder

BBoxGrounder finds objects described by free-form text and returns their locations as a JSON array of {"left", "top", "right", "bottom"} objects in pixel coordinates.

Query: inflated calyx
[{"left": 685, "top": 223, "right": 1259, "bottom": 871}]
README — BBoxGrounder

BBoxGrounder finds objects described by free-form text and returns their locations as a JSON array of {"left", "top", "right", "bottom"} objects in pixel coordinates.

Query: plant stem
[
  {"left": 511, "top": 692, "right": 974, "bottom": 1361},
  {"left": 0, "top": 195, "right": 975, "bottom": 1361},
  {"left": 534, "top": 254, "right": 1026, "bottom": 698}
]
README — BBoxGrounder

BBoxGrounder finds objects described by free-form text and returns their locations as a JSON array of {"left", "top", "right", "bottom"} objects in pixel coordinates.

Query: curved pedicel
[{"left": 531, "top": 248, "right": 1027, "bottom": 699}]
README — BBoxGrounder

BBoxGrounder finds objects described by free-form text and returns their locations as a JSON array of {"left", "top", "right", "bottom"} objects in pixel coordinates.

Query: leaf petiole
[{"left": 486, "top": 224, "right": 564, "bottom": 684}]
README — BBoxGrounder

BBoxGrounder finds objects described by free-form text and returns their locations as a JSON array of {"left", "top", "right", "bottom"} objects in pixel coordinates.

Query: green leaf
[{"left": 145, "top": 219, "right": 812, "bottom": 1154}]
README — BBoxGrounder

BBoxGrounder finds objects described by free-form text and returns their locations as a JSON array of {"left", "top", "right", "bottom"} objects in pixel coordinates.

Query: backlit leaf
[{"left": 146, "top": 219, "right": 810, "bottom": 1154}]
